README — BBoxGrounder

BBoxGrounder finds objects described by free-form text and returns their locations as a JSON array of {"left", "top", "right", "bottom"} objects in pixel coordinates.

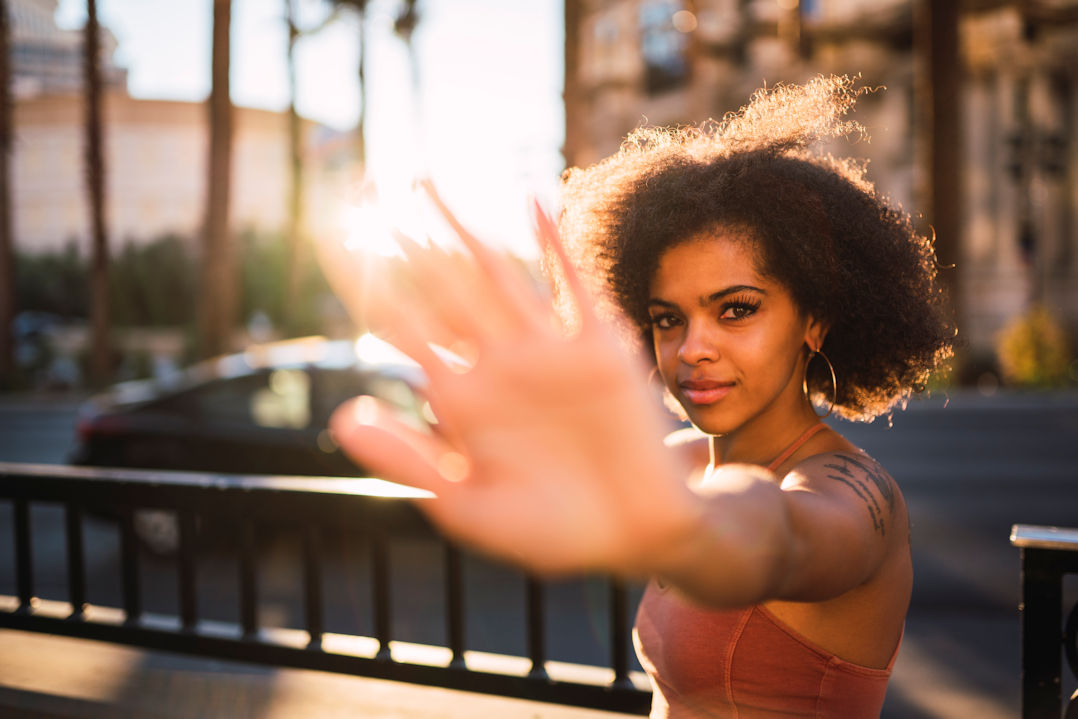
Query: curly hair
[{"left": 557, "top": 75, "right": 955, "bottom": 422}]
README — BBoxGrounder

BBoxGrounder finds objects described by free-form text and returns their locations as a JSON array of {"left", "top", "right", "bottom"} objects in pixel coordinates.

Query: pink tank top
[{"left": 634, "top": 581, "right": 899, "bottom": 718}]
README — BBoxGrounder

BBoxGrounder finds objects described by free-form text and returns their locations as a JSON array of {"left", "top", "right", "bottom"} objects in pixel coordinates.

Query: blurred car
[
  {"left": 70, "top": 335, "right": 429, "bottom": 554},
  {"left": 71, "top": 335, "right": 428, "bottom": 478}
]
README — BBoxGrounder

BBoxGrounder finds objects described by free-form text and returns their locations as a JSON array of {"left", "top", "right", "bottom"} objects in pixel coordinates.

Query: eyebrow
[{"left": 648, "top": 284, "right": 767, "bottom": 310}]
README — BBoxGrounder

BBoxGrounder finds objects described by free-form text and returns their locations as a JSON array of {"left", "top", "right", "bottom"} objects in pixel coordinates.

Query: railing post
[
  {"left": 119, "top": 507, "right": 141, "bottom": 624},
  {"left": 526, "top": 576, "right": 548, "bottom": 679},
  {"left": 239, "top": 518, "right": 258, "bottom": 639},
  {"left": 445, "top": 543, "right": 466, "bottom": 668},
  {"left": 178, "top": 510, "right": 198, "bottom": 632},
  {"left": 372, "top": 533, "right": 392, "bottom": 661},
  {"left": 610, "top": 579, "right": 632, "bottom": 688},
  {"left": 1019, "top": 546, "right": 1064, "bottom": 718},
  {"left": 13, "top": 498, "right": 33, "bottom": 613},
  {"left": 1012, "top": 524, "right": 1078, "bottom": 719},
  {"left": 64, "top": 504, "right": 86, "bottom": 619},
  {"left": 303, "top": 524, "right": 324, "bottom": 649}
]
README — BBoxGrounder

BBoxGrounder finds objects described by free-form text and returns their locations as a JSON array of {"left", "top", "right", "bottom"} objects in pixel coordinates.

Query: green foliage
[
  {"left": 14, "top": 242, "right": 89, "bottom": 318},
  {"left": 109, "top": 234, "right": 198, "bottom": 327},
  {"left": 995, "top": 306, "right": 1074, "bottom": 388},
  {"left": 15, "top": 231, "right": 334, "bottom": 339},
  {"left": 238, "top": 228, "right": 332, "bottom": 337}
]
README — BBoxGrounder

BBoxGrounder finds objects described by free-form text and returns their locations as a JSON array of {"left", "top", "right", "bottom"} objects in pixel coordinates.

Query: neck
[{"left": 709, "top": 398, "right": 821, "bottom": 470}]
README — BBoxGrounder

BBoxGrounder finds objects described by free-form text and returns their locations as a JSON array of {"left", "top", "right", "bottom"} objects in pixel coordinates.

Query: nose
[{"left": 677, "top": 321, "right": 720, "bottom": 365}]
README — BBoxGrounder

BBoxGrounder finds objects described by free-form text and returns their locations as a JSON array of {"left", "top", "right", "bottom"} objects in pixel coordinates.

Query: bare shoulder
[{"left": 781, "top": 450, "right": 904, "bottom": 540}]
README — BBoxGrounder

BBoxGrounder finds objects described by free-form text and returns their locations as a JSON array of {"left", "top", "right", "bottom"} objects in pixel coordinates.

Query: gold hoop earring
[{"left": 803, "top": 347, "right": 837, "bottom": 419}]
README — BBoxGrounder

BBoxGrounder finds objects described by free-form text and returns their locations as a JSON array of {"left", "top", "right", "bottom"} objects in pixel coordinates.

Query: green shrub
[
  {"left": 109, "top": 234, "right": 198, "bottom": 327},
  {"left": 995, "top": 306, "right": 1073, "bottom": 387},
  {"left": 15, "top": 241, "right": 88, "bottom": 318}
]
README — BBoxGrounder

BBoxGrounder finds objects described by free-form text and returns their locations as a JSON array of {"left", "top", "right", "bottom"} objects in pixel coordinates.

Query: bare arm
[{"left": 650, "top": 452, "right": 899, "bottom": 606}]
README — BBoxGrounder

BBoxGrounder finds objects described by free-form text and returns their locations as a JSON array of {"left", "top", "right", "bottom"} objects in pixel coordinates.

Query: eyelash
[
  {"left": 720, "top": 296, "right": 761, "bottom": 320},
  {"left": 649, "top": 296, "right": 761, "bottom": 329}
]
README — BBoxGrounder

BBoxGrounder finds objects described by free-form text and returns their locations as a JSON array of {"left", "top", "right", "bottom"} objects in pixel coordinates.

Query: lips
[{"left": 678, "top": 378, "right": 734, "bottom": 405}]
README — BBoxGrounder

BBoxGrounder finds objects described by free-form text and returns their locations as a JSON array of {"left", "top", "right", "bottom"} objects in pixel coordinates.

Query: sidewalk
[
  {"left": 0, "top": 628, "right": 637, "bottom": 719},
  {"left": 1, "top": 611, "right": 1025, "bottom": 719}
]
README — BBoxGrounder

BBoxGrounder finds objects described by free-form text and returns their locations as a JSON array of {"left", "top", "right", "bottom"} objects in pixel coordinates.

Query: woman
[{"left": 324, "top": 76, "right": 954, "bottom": 718}]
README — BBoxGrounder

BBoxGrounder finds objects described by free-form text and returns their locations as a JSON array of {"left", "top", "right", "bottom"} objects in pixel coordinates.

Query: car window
[
  {"left": 154, "top": 370, "right": 312, "bottom": 429},
  {"left": 314, "top": 368, "right": 424, "bottom": 428},
  {"left": 251, "top": 369, "right": 311, "bottom": 429}
]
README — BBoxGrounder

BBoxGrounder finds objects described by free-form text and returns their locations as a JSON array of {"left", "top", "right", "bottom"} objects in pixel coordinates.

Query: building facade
[
  {"left": 11, "top": 0, "right": 126, "bottom": 98},
  {"left": 14, "top": 91, "right": 342, "bottom": 252},
  {"left": 11, "top": 0, "right": 347, "bottom": 256},
  {"left": 564, "top": 0, "right": 1078, "bottom": 361}
]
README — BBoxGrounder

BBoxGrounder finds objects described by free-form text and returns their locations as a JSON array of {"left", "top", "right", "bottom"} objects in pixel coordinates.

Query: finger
[
  {"left": 314, "top": 231, "right": 396, "bottom": 328},
  {"left": 316, "top": 232, "right": 463, "bottom": 379},
  {"left": 532, "top": 199, "right": 598, "bottom": 327},
  {"left": 331, "top": 396, "right": 466, "bottom": 495},
  {"left": 367, "top": 293, "right": 461, "bottom": 382},
  {"left": 393, "top": 230, "right": 505, "bottom": 341},
  {"left": 420, "top": 180, "right": 547, "bottom": 330}
]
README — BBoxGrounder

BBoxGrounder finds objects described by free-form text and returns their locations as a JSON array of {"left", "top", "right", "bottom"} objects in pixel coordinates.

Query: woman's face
[{"left": 647, "top": 228, "right": 822, "bottom": 436}]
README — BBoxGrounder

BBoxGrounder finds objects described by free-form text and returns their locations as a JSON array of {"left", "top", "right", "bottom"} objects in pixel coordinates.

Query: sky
[{"left": 55, "top": 0, "right": 566, "bottom": 256}]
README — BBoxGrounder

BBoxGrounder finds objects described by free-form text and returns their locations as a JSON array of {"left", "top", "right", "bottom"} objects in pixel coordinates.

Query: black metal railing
[
  {"left": 1011, "top": 524, "right": 1078, "bottom": 719},
  {"left": 0, "top": 462, "right": 650, "bottom": 714}
]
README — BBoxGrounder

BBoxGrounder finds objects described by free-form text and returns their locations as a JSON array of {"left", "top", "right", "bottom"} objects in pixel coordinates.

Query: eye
[
  {"left": 649, "top": 313, "right": 681, "bottom": 330},
  {"left": 719, "top": 299, "right": 760, "bottom": 320}
]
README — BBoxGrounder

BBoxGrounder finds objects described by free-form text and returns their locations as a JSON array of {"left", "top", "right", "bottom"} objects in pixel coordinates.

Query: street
[{"left": 2, "top": 391, "right": 1078, "bottom": 717}]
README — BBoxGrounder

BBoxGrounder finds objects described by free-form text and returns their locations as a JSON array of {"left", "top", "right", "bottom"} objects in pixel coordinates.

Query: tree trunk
[
  {"left": 85, "top": 0, "right": 111, "bottom": 386},
  {"left": 200, "top": 0, "right": 234, "bottom": 358},
  {"left": 285, "top": 0, "right": 304, "bottom": 331},
  {"left": 562, "top": 0, "right": 582, "bottom": 170},
  {"left": 0, "top": 0, "right": 15, "bottom": 384},
  {"left": 915, "top": 0, "right": 962, "bottom": 341},
  {"left": 355, "top": 0, "right": 367, "bottom": 170}
]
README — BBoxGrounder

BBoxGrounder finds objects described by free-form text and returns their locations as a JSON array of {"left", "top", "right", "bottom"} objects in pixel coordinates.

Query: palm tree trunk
[
  {"left": 355, "top": 0, "right": 367, "bottom": 170},
  {"left": 85, "top": 0, "right": 111, "bottom": 385},
  {"left": 562, "top": 0, "right": 582, "bottom": 170},
  {"left": 200, "top": 0, "right": 235, "bottom": 357},
  {"left": 285, "top": 0, "right": 304, "bottom": 330},
  {"left": 915, "top": 0, "right": 961, "bottom": 333},
  {"left": 0, "top": 0, "right": 15, "bottom": 384}
]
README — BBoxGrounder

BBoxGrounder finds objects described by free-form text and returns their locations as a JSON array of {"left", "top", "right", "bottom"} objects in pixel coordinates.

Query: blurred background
[
  {"left": 0, "top": 0, "right": 1075, "bottom": 390},
  {"left": 1, "top": 2, "right": 1078, "bottom": 718}
]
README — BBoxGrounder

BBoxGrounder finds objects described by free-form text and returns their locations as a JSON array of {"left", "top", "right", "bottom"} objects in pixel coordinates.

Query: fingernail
[
  {"left": 436, "top": 452, "right": 470, "bottom": 482},
  {"left": 353, "top": 396, "right": 379, "bottom": 426}
]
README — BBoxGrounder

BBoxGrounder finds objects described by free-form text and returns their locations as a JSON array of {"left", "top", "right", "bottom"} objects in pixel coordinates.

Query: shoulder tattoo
[{"left": 822, "top": 453, "right": 896, "bottom": 537}]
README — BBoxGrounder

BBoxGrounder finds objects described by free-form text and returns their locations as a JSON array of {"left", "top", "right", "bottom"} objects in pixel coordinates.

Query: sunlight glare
[
  {"left": 342, "top": 203, "right": 407, "bottom": 259},
  {"left": 354, "top": 332, "right": 418, "bottom": 367}
]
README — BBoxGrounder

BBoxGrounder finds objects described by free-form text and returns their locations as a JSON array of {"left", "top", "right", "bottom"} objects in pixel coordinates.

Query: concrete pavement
[
  {"left": 0, "top": 611, "right": 1027, "bottom": 719},
  {"left": 0, "top": 628, "right": 638, "bottom": 719}
]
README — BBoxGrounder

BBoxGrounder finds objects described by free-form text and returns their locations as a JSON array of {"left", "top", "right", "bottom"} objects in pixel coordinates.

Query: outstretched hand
[{"left": 320, "top": 184, "right": 697, "bottom": 576}]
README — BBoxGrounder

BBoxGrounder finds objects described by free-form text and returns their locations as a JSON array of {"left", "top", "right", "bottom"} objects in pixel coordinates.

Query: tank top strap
[{"left": 766, "top": 422, "right": 827, "bottom": 472}]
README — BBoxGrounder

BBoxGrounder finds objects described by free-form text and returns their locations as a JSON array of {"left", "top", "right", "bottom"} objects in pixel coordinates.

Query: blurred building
[
  {"left": 10, "top": 0, "right": 345, "bottom": 255},
  {"left": 10, "top": 0, "right": 126, "bottom": 97},
  {"left": 564, "top": 0, "right": 1078, "bottom": 359}
]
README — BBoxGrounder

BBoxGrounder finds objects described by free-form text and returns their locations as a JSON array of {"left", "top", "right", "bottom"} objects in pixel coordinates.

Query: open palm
[{"left": 321, "top": 184, "right": 695, "bottom": 576}]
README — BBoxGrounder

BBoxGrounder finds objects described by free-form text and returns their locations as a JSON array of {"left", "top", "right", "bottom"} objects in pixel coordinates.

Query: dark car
[
  {"left": 70, "top": 336, "right": 429, "bottom": 553},
  {"left": 72, "top": 335, "right": 428, "bottom": 478}
]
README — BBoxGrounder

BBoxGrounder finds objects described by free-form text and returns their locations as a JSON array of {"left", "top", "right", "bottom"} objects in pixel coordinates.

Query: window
[{"left": 639, "top": 0, "right": 692, "bottom": 94}]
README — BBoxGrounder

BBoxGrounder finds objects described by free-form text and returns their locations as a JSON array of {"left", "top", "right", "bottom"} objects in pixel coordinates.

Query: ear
[{"left": 803, "top": 314, "right": 830, "bottom": 353}]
